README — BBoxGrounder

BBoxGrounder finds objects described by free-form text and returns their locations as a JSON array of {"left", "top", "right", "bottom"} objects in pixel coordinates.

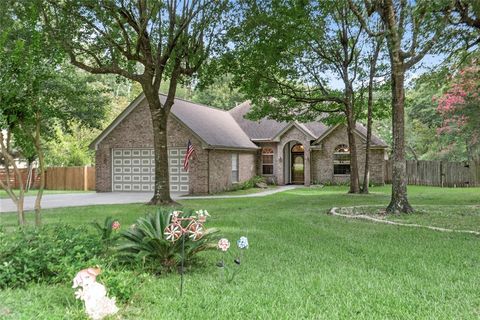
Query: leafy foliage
[
  {"left": 0, "top": 224, "right": 107, "bottom": 289},
  {"left": 0, "top": 1, "right": 111, "bottom": 225},
  {"left": 405, "top": 56, "right": 480, "bottom": 162},
  {"left": 435, "top": 59, "right": 480, "bottom": 161},
  {"left": 231, "top": 176, "right": 268, "bottom": 191},
  {"left": 92, "top": 216, "right": 121, "bottom": 245},
  {"left": 117, "top": 209, "right": 219, "bottom": 273},
  {"left": 97, "top": 269, "right": 146, "bottom": 304}
]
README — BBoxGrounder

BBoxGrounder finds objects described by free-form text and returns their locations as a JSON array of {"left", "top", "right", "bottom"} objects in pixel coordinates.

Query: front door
[{"left": 291, "top": 154, "right": 304, "bottom": 184}]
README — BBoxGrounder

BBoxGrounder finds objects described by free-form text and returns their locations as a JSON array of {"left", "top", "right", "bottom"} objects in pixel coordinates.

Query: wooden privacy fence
[
  {"left": 385, "top": 160, "right": 480, "bottom": 187},
  {"left": 0, "top": 166, "right": 95, "bottom": 191}
]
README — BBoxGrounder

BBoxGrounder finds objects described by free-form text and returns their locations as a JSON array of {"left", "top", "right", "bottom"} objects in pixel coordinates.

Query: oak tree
[
  {"left": 226, "top": 0, "right": 385, "bottom": 193},
  {"left": 350, "top": 0, "right": 450, "bottom": 213},
  {"left": 41, "top": 0, "right": 230, "bottom": 204}
]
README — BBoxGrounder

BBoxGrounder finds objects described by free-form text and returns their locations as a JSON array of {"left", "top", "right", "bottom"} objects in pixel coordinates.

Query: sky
[{"left": 327, "top": 53, "right": 447, "bottom": 91}]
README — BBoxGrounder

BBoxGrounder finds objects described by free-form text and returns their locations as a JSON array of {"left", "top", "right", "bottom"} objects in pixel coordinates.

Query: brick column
[
  {"left": 277, "top": 143, "right": 284, "bottom": 185},
  {"left": 304, "top": 146, "right": 311, "bottom": 186}
]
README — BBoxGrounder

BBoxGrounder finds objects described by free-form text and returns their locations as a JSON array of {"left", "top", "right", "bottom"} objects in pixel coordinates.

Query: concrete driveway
[
  {"left": 0, "top": 186, "right": 298, "bottom": 213},
  {"left": 0, "top": 192, "right": 153, "bottom": 213}
]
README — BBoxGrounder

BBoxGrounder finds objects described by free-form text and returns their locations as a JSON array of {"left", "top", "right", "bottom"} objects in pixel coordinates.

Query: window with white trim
[
  {"left": 333, "top": 144, "right": 350, "bottom": 175},
  {"left": 231, "top": 153, "right": 239, "bottom": 182},
  {"left": 261, "top": 147, "right": 274, "bottom": 175}
]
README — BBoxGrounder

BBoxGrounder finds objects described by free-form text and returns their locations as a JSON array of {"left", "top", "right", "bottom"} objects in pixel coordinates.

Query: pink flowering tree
[{"left": 435, "top": 61, "right": 480, "bottom": 161}]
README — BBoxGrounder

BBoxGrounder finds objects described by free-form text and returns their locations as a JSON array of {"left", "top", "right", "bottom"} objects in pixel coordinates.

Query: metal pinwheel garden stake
[{"left": 164, "top": 210, "right": 207, "bottom": 296}]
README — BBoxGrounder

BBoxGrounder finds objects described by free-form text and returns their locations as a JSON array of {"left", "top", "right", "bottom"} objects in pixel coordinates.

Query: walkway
[{"left": 0, "top": 185, "right": 299, "bottom": 213}]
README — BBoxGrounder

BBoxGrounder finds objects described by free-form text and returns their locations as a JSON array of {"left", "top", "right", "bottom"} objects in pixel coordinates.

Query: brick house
[{"left": 90, "top": 94, "right": 388, "bottom": 194}]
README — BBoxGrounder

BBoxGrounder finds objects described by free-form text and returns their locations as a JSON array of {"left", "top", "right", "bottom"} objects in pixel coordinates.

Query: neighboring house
[{"left": 90, "top": 94, "right": 388, "bottom": 194}]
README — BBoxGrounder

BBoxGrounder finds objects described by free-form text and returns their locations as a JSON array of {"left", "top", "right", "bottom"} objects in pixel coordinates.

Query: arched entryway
[{"left": 291, "top": 144, "right": 304, "bottom": 184}]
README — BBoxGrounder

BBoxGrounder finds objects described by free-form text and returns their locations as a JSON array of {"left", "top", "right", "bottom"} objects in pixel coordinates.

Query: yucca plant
[{"left": 116, "top": 208, "right": 218, "bottom": 273}]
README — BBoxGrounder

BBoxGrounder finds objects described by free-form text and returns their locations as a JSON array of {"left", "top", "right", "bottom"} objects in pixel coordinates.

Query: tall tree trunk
[
  {"left": 144, "top": 85, "right": 174, "bottom": 205},
  {"left": 362, "top": 84, "right": 373, "bottom": 194},
  {"left": 34, "top": 117, "right": 45, "bottom": 227},
  {"left": 0, "top": 130, "right": 26, "bottom": 225},
  {"left": 386, "top": 65, "right": 413, "bottom": 213},
  {"left": 345, "top": 90, "right": 360, "bottom": 193},
  {"left": 362, "top": 40, "right": 381, "bottom": 194}
]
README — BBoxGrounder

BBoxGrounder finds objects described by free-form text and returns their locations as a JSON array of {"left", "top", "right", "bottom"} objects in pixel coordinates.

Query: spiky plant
[
  {"left": 116, "top": 208, "right": 218, "bottom": 273},
  {"left": 92, "top": 217, "right": 121, "bottom": 245}
]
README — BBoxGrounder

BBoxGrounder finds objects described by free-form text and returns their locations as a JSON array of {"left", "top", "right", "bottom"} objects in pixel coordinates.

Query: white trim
[
  {"left": 231, "top": 153, "right": 239, "bottom": 183},
  {"left": 261, "top": 147, "right": 274, "bottom": 175}
]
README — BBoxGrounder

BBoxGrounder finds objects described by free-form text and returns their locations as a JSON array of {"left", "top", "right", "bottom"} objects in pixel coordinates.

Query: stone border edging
[{"left": 328, "top": 206, "right": 480, "bottom": 236}]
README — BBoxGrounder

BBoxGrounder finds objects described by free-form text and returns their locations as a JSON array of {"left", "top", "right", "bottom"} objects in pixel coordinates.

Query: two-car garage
[{"left": 111, "top": 148, "right": 189, "bottom": 193}]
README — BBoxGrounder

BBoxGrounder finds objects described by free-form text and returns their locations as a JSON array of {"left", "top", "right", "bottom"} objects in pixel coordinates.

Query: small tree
[
  {"left": 41, "top": 0, "right": 231, "bottom": 204},
  {"left": 0, "top": 2, "right": 108, "bottom": 225},
  {"left": 360, "top": 34, "right": 385, "bottom": 193},
  {"left": 436, "top": 60, "right": 480, "bottom": 162}
]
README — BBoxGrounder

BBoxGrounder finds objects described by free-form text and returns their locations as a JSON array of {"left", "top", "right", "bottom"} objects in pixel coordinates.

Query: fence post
[
  {"left": 83, "top": 166, "right": 88, "bottom": 191},
  {"left": 440, "top": 161, "right": 444, "bottom": 188}
]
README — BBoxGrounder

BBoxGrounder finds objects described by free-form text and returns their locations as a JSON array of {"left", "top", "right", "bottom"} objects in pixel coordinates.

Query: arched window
[
  {"left": 262, "top": 147, "right": 274, "bottom": 175},
  {"left": 333, "top": 144, "right": 350, "bottom": 175},
  {"left": 291, "top": 144, "right": 304, "bottom": 153}
]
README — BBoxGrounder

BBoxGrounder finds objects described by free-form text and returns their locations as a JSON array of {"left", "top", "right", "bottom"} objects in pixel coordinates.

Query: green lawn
[
  {"left": 1, "top": 185, "right": 479, "bottom": 319},
  {"left": 0, "top": 189, "right": 92, "bottom": 199}
]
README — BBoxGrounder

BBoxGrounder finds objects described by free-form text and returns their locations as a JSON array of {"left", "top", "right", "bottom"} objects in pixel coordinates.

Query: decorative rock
[{"left": 255, "top": 182, "right": 268, "bottom": 189}]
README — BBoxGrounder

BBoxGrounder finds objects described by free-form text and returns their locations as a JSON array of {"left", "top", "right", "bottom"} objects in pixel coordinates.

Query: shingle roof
[
  {"left": 229, "top": 101, "right": 388, "bottom": 147},
  {"left": 91, "top": 95, "right": 387, "bottom": 150},
  {"left": 169, "top": 97, "right": 258, "bottom": 150},
  {"left": 229, "top": 101, "right": 288, "bottom": 140},
  {"left": 89, "top": 94, "right": 258, "bottom": 150},
  {"left": 354, "top": 123, "right": 388, "bottom": 147}
]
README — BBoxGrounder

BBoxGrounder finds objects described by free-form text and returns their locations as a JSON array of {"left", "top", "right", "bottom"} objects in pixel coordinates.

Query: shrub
[
  {"left": 116, "top": 208, "right": 219, "bottom": 274},
  {"left": 0, "top": 224, "right": 108, "bottom": 289},
  {"left": 92, "top": 216, "right": 121, "bottom": 246},
  {"left": 232, "top": 176, "right": 266, "bottom": 191},
  {"left": 98, "top": 268, "right": 147, "bottom": 303}
]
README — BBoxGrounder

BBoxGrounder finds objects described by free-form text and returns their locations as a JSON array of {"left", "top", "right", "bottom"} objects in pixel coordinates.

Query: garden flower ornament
[
  {"left": 163, "top": 210, "right": 208, "bottom": 242},
  {"left": 162, "top": 209, "right": 211, "bottom": 296},
  {"left": 216, "top": 236, "right": 251, "bottom": 283},
  {"left": 217, "top": 238, "right": 230, "bottom": 251},
  {"left": 237, "top": 236, "right": 249, "bottom": 249},
  {"left": 111, "top": 221, "right": 120, "bottom": 231}
]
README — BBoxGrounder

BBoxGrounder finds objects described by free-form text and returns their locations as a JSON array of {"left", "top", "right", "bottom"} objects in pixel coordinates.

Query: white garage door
[{"left": 112, "top": 148, "right": 189, "bottom": 193}]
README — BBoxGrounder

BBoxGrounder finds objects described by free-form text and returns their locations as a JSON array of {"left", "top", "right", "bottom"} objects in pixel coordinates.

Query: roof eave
[
  {"left": 205, "top": 145, "right": 260, "bottom": 151},
  {"left": 271, "top": 122, "right": 316, "bottom": 142},
  {"left": 251, "top": 138, "right": 275, "bottom": 142}
]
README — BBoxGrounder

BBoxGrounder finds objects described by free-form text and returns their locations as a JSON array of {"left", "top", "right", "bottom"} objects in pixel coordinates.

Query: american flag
[{"left": 183, "top": 140, "right": 195, "bottom": 172}]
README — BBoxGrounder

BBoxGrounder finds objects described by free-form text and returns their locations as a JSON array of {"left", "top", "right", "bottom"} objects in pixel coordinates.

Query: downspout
[{"left": 207, "top": 150, "right": 210, "bottom": 194}]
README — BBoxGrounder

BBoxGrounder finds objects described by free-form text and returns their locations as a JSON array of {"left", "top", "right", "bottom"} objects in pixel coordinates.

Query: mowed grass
[{"left": 0, "top": 185, "right": 479, "bottom": 319}]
